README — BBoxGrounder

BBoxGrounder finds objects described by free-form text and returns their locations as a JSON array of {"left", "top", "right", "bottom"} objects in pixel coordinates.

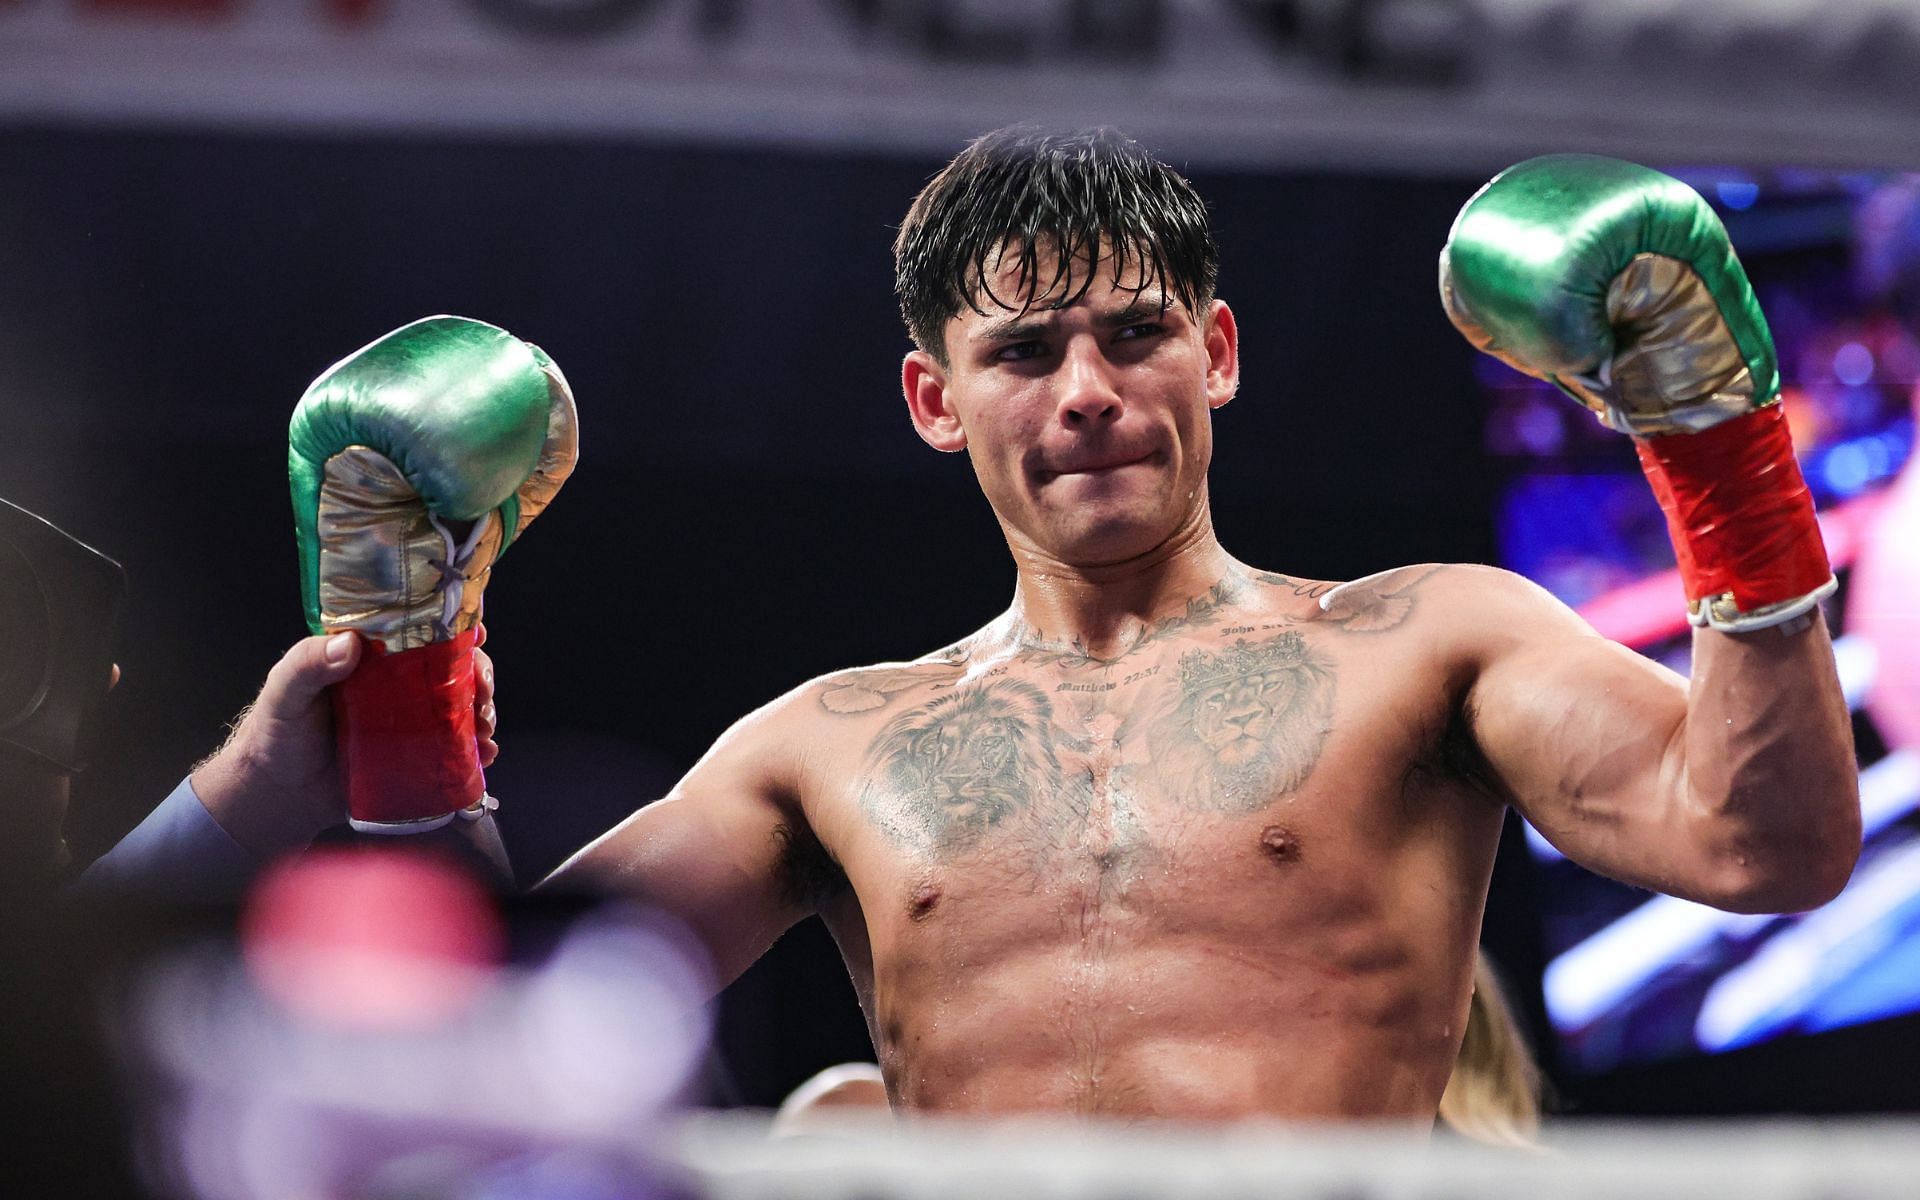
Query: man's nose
[{"left": 1056, "top": 341, "right": 1122, "bottom": 426}]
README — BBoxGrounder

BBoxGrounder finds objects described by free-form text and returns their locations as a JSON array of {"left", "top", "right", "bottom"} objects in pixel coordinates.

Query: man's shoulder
[
  {"left": 1319, "top": 561, "right": 1541, "bottom": 604},
  {"left": 811, "top": 658, "right": 970, "bottom": 716},
  {"left": 1336, "top": 563, "right": 1596, "bottom": 659},
  {"left": 757, "top": 650, "right": 973, "bottom": 729},
  {"left": 685, "top": 659, "right": 947, "bottom": 796},
  {"left": 1251, "top": 562, "right": 1567, "bottom": 637}
]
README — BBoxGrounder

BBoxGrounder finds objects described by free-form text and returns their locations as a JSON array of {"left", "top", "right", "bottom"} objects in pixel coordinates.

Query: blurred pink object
[
  {"left": 1849, "top": 427, "right": 1920, "bottom": 753},
  {"left": 240, "top": 847, "right": 504, "bottom": 1032}
]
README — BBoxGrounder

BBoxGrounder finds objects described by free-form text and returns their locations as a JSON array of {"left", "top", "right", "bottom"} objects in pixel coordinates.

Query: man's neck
[{"left": 994, "top": 506, "right": 1245, "bottom": 664}]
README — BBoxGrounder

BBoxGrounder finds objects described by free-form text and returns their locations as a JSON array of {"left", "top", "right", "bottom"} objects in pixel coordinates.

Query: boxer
[{"left": 168, "top": 128, "right": 1861, "bottom": 1126}]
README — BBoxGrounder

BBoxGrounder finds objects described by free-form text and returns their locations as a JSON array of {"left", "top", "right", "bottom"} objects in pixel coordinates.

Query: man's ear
[
  {"left": 903, "top": 350, "right": 967, "bottom": 452},
  {"left": 1203, "top": 299, "right": 1239, "bottom": 410}
]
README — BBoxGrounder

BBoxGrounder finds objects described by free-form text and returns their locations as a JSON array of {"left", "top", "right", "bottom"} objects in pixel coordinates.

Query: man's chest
[{"left": 807, "top": 623, "right": 1465, "bottom": 909}]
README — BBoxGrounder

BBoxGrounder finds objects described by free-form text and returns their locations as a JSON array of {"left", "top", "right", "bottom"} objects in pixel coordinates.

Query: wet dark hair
[{"left": 893, "top": 125, "right": 1218, "bottom": 363}]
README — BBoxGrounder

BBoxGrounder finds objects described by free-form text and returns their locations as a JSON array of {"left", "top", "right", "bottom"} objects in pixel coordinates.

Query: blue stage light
[
  {"left": 1715, "top": 180, "right": 1760, "bottom": 211},
  {"left": 1822, "top": 441, "right": 1872, "bottom": 496}
]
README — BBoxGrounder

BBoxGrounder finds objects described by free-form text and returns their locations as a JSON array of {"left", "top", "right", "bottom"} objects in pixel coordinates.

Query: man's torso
[{"left": 778, "top": 564, "right": 1510, "bottom": 1122}]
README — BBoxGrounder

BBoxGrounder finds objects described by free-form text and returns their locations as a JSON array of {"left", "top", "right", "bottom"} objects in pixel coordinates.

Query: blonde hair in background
[{"left": 1438, "top": 950, "right": 1545, "bottom": 1148}]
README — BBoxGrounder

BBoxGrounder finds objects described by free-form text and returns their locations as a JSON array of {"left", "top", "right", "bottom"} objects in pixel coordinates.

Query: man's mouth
[{"left": 1041, "top": 451, "right": 1156, "bottom": 481}]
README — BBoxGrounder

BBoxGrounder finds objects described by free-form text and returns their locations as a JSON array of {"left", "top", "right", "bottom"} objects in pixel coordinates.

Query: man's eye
[
  {"left": 994, "top": 341, "right": 1046, "bottom": 363},
  {"left": 1116, "top": 322, "right": 1164, "bottom": 340}
]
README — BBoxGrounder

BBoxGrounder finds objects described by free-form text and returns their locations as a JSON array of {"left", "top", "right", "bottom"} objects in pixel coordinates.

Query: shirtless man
[
  {"left": 162, "top": 128, "right": 1859, "bottom": 1126},
  {"left": 536, "top": 130, "right": 1860, "bottom": 1121}
]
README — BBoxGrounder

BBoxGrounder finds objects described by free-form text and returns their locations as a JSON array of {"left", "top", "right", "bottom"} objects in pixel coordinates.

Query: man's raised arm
[
  {"left": 542, "top": 693, "right": 821, "bottom": 988},
  {"left": 79, "top": 629, "right": 509, "bottom": 898},
  {"left": 1437, "top": 155, "right": 1862, "bottom": 912},
  {"left": 1454, "top": 569, "right": 1857, "bottom": 913}
]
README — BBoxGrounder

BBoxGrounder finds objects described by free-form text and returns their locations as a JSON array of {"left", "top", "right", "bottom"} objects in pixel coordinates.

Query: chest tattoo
[
  {"left": 820, "top": 665, "right": 955, "bottom": 714},
  {"left": 1277, "top": 565, "right": 1440, "bottom": 635},
  {"left": 1144, "top": 631, "right": 1336, "bottom": 812},
  {"left": 1013, "top": 573, "right": 1252, "bottom": 669},
  {"left": 857, "top": 679, "right": 1064, "bottom": 852},
  {"left": 838, "top": 568, "right": 1438, "bottom": 848}
]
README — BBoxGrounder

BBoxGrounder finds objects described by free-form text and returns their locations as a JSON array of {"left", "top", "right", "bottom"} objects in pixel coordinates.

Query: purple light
[
  {"left": 1834, "top": 341, "right": 1876, "bottom": 387},
  {"left": 1515, "top": 399, "right": 1564, "bottom": 455}
]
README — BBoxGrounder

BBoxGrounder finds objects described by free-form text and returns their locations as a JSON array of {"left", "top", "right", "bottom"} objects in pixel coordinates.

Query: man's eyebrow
[
  {"left": 972, "top": 293, "right": 1175, "bottom": 342},
  {"left": 972, "top": 312, "right": 1055, "bottom": 342},
  {"left": 1096, "top": 297, "right": 1174, "bottom": 327}
]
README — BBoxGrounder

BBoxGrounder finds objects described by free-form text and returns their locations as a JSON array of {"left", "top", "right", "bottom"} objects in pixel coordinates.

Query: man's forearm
[
  {"left": 81, "top": 774, "right": 514, "bottom": 900},
  {"left": 77, "top": 776, "right": 258, "bottom": 900},
  {"left": 1681, "top": 610, "right": 1861, "bottom": 911}
]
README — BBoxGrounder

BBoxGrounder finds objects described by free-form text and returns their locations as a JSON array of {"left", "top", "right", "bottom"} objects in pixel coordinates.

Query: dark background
[{"left": 1, "top": 126, "right": 1911, "bottom": 1146}]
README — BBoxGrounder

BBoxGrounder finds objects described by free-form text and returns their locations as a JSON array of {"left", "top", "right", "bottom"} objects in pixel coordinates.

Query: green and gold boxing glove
[
  {"left": 289, "top": 316, "right": 577, "bottom": 832},
  {"left": 1440, "top": 155, "right": 1833, "bottom": 632}
]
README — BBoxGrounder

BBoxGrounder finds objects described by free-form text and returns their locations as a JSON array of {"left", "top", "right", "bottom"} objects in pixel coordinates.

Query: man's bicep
[
  {"left": 544, "top": 776, "right": 811, "bottom": 987},
  {"left": 1462, "top": 575, "right": 1696, "bottom": 886}
]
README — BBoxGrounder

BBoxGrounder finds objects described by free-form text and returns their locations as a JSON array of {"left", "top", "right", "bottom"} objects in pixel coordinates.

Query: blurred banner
[{"left": 4, "top": 0, "right": 1920, "bottom": 171}]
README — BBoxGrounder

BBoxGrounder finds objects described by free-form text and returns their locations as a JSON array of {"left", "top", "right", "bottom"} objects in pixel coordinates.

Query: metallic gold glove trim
[
  {"left": 316, "top": 447, "right": 502, "bottom": 653},
  {"left": 1564, "top": 254, "right": 1760, "bottom": 437},
  {"left": 508, "top": 348, "right": 580, "bottom": 546},
  {"left": 1440, "top": 247, "right": 1766, "bottom": 438}
]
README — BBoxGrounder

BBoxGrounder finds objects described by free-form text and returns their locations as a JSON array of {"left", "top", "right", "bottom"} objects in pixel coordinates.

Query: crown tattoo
[{"left": 1178, "top": 633, "right": 1309, "bottom": 693}]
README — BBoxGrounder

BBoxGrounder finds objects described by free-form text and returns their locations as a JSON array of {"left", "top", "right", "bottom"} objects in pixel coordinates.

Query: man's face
[{"left": 902, "top": 246, "right": 1238, "bottom": 567}]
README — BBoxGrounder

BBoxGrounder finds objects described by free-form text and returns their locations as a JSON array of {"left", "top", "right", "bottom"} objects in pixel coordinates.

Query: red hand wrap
[
  {"left": 331, "top": 627, "right": 484, "bottom": 827},
  {"left": 1633, "top": 405, "right": 1831, "bottom": 617}
]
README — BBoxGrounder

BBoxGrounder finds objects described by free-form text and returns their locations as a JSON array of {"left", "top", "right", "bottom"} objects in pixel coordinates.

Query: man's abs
[{"left": 834, "top": 790, "right": 1493, "bottom": 1121}]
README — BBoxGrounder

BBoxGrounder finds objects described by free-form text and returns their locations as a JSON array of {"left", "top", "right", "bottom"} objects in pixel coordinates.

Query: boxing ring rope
[{"left": 674, "top": 1114, "right": 1920, "bottom": 1200}]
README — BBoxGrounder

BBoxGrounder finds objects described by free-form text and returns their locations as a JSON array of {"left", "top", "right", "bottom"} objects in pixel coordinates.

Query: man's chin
[{"left": 1037, "top": 515, "right": 1177, "bottom": 569}]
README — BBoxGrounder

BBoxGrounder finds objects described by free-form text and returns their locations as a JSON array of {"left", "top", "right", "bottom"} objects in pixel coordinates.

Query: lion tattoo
[
  {"left": 859, "top": 680, "right": 1061, "bottom": 852},
  {"left": 1146, "top": 632, "right": 1335, "bottom": 812}
]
